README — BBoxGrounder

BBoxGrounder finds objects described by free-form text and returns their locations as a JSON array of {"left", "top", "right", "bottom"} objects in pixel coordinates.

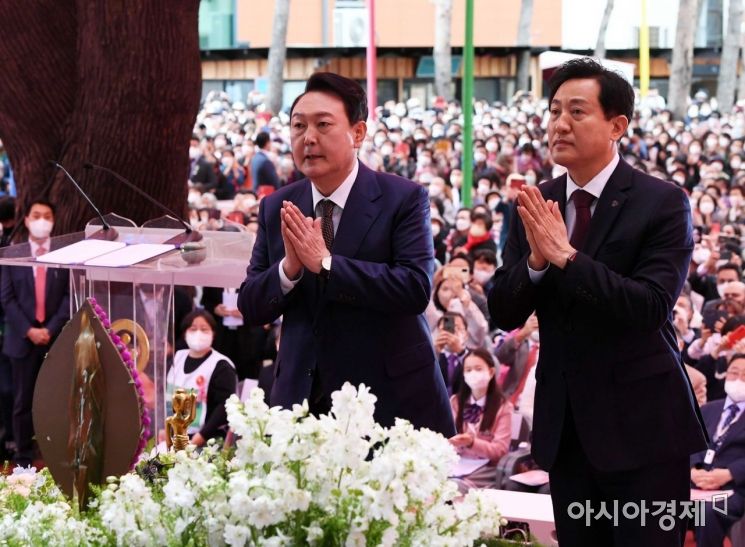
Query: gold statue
[
  {"left": 165, "top": 388, "right": 196, "bottom": 451},
  {"left": 68, "top": 310, "right": 105, "bottom": 510}
]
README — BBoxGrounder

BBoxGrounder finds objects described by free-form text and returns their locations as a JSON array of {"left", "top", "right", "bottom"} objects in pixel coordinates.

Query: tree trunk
[
  {"left": 267, "top": 0, "right": 291, "bottom": 115},
  {"left": 0, "top": 1, "right": 202, "bottom": 235},
  {"left": 737, "top": 23, "right": 745, "bottom": 103},
  {"left": 717, "top": 0, "right": 743, "bottom": 113},
  {"left": 433, "top": 0, "right": 453, "bottom": 100},
  {"left": 515, "top": 0, "right": 534, "bottom": 93},
  {"left": 668, "top": 0, "right": 702, "bottom": 120},
  {"left": 594, "top": 0, "right": 615, "bottom": 59}
]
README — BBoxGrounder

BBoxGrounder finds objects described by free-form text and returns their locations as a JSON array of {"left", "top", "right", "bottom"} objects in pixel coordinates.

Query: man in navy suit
[
  {"left": 691, "top": 354, "right": 745, "bottom": 546},
  {"left": 238, "top": 73, "right": 454, "bottom": 437},
  {"left": 0, "top": 200, "right": 69, "bottom": 466},
  {"left": 489, "top": 58, "right": 707, "bottom": 545}
]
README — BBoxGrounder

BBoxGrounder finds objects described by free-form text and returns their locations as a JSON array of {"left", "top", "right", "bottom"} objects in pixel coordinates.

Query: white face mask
[
  {"left": 718, "top": 282, "right": 733, "bottom": 298},
  {"left": 27, "top": 219, "right": 53, "bottom": 240},
  {"left": 473, "top": 269, "right": 495, "bottom": 286},
  {"left": 529, "top": 330, "right": 540, "bottom": 343},
  {"left": 692, "top": 247, "right": 711, "bottom": 264},
  {"left": 725, "top": 379, "right": 745, "bottom": 402},
  {"left": 464, "top": 370, "right": 492, "bottom": 393},
  {"left": 470, "top": 225, "right": 487, "bottom": 238},
  {"left": 189, "top": 146, "right": 201, "bottom": 160},
  {"left": 474, "top": 152, "right": 487, "bottom": 163},
  {"left": 487, "top": 198, "right": 500, "bottom": 209},
  {"left": 455, "top": 218, "right": 471, "bottom": 232},
  {"left": 700, "top": 201, "right": 716, "bottom": 215},
  {"left": 431, "top": 223, "right": 441, "bottom": 237},
  {"left": 185, "top": 330, "right": 213, "bottom": 353}
]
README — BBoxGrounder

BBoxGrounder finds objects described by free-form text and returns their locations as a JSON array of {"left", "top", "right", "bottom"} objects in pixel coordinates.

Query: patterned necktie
[
  {"left": 447, "top": 353, "right": 459, "bottom": 384},
  {"left": 320, "top": 199, "right": 335, "bottom": 252},
  {"left": 718, "top": 404, "right": 741, "bottom": 441},
  {"left": 35, "top": 246, "right": 47, "bottom": 323},
  {"left": 569, "top": 189, "right": 595, "bottom": 250},
  {"left": 462, "top": 403, "right": 483, "bottom": 424}
]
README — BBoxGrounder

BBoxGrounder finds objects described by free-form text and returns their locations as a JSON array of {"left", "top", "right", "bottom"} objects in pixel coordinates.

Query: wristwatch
[{"left": 320, "top": 254, "right": 332, "bottom": 280}]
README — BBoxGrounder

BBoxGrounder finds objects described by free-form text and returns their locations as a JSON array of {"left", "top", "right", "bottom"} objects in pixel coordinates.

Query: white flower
[{"left": 224, "top": 523, "right": 250, "bottom": 546}]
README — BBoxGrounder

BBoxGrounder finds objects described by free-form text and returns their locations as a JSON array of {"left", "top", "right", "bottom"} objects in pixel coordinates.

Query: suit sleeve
[
  {"left": 488, "top": 200, "right": 539, "bottom": 331},
  {"left": 238, "top": 199, "right": 295, "bottom": 326},
  {"left": 0, "top": 266, "right": 32, "bottom": 338},
  {"left": 45, "top": 270, "right": 69, "bottom": 336},
  {"left": 323, "top": 186, "right": 433, "bottom": 315},
  {"left": 557, "top": 186, "right": 693, "bottom": 333}
]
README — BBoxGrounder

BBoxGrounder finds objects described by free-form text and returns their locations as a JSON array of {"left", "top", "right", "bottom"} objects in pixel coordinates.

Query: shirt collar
[
  {"left": 566, "top": 151, "right": 619, "bottom": 201},
  {"left": 468, "top": 394, "right": 487, "bottom": 407},
  {"left": 724, "top": 396, "right": 745, "bottom": 413},
  {"left": 310, "top": 160, "right": 359, "bottom": 211},
  {"left": 29, "top": 239, "right": 50, "bottom": 255}
]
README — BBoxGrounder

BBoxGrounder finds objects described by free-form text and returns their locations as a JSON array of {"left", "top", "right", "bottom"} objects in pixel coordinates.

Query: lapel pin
[{"left": 611, "top": 200, "right": 619, "bottom": 207}]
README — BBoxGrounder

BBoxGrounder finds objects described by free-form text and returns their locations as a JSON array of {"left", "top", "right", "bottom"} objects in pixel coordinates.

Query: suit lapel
[
  {"left": 332, "top": 162, "right": 383, "bottom": 259},
  {"left": 582, "top": 159, "right": 632, "bottom": 258}
]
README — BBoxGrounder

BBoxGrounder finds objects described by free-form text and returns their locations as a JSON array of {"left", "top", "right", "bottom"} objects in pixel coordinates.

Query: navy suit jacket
[
  {"left": 1, "top": 248, "right": 70, "bottom": 358},
  {"left": 251, "top": 150, "right": 280, "bottom": 191},
  {"left": 691, "top": 399, "right": 745, "bottom": 495},
  {"left": 238, "top": 162, "right": 455, "bottom": 437},
  {"left": 489, "top": 159, "right": 708, "bottom": 472}
]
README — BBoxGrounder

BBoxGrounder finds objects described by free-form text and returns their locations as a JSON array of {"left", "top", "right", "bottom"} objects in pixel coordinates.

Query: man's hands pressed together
[
  {"left": 281, "top": 201, "right": 329, "bottom": 275},
  {"left": 517, "top": 186, "right": 576, "bottom": 270}
]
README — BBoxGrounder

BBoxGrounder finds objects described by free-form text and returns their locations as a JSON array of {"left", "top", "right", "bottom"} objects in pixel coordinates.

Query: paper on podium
[
  {"left": 450, "top": 456, "right": 489, "bottom": 478},
  {"left": 84, "top": 243, "right": 176, "bottom": 267},
  {"left": 509, "top": 469, "right": 550, "bottom": 487},
  {"left": 36, "top": 240, "right": 127, "bottom": 265}
]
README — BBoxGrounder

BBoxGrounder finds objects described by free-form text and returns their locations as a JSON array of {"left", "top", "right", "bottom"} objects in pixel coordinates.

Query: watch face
[{"left": 322, "top": 256, "right": 332, "bottom": 270}]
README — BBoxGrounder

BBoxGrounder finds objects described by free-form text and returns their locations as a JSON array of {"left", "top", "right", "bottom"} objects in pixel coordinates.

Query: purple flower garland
[{"left": 88, "top": 297, "right": 150, "bottom": 468}]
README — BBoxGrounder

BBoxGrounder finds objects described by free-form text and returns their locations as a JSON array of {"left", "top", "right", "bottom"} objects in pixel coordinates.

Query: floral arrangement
[{"left": 0, "top": 384, "right": 505, "bottom": 546}]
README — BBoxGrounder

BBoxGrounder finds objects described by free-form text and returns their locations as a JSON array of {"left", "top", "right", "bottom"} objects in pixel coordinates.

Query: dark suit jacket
[
  {"left": 488, "top": 159, "right": 708, "bottom": 472},
  {"left": 691, "top": 399, "right": 745, "bottom": 495},
  {"left": 1, "top": 255, "right": 70, "bottom": 359},
  {"left": 251, "top": 150, "right": 280, "bottom": 191},
  {"left": 238, "top": 162, "right": 455, "bottom": 437}
]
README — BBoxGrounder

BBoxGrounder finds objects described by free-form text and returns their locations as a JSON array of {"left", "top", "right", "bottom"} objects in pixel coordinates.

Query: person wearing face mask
[
  {"left": 434, "top": 312, "right": 469, "bottom": 395},
  {"left": 189, "top": 136, "right": 218, "bottom": 193},
  {"left": 430, "top": 212, "right": 448, "bottom": 265},
  {"left": 1, "top": 200, "right": 70, "bottom": 467},
  {"left": 473, "top": 145, "right": 500, "bottom": 186},
  {"left": 166, "top": 310, "right": 237, "bottom": 447},
  {"left": 472, "top": 250, "right": 498, "bottom": 296},
  {"left": 447, "top": 208, "right": 472, "bottom": 253},
  {"left": 448, "top": 348, "right": 513, "bottom": 493},
  {"left": 462, "top": 213, "right": 497, "bottom": 257},
  {"left": 689, "top": 354, "right": 745, "bottom": 546}
]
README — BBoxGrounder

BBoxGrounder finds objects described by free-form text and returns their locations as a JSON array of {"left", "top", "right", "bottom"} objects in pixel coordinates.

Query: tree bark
[
  {"left": 267, "top": 0, "right": 291, "bottom": 115},
  {"left": 737, "top": 23, "right": 745, "bottom": 103},
  {"left": 594, "top": 0, "right": 615, "bottom": 59},
  {"left": 668, "top": 0, "right": 702, "bottom": 120},
  {"left": 717, "top": 0, "right": 743, "bottom": 113},
  {"left": 433, "top": 0, "right": 453, "bottom": 100},
  {"left": 0, "top": 1, "right": 202, "bottom": 235},
  {"left": 515, "top": 0, "right": 534, "bottom": 93}
]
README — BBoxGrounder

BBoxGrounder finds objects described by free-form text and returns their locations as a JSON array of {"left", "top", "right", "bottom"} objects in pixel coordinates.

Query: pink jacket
[{"left": 450, "top": 396, "right": 513, "bottom": 464}]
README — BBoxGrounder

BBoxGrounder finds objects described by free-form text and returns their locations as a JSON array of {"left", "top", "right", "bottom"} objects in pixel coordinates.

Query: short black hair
[
  {"left": 26, "top": 199, "right": 55, "bottom": 217},
  {"left": 255, "top": 132, "right": 271, "bottom": 149},
  {"left": 548, "top": 57, "right": 634, "bottom": 122},
  {"left": 473, "top": 249, "right": 498, "bottom": 266},
  {"left": 718, "top": 262, "right": 742, "bottom": 277},
  {"left": 180, "top": 308, "right": 218, "bottom": 335},
  {"left": 290, "top": 72, "right": 368, "bottom": 125}
]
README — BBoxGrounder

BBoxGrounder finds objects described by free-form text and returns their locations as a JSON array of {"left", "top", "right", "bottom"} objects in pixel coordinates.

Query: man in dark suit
[
  {"left": 251, "top": 132, "right": 281, "bottom": 194},
  {"left": 690, "top": 354, "right": 745, "bottom": 546},
  {"left": 0, "top": 200, "right": 69, "bottom": 466},
  {"left": 488, "top": 58, "right": 707, "bottom": 546},
  {"left": 238, "top": 73, "right": 454, "bottom": 437}
]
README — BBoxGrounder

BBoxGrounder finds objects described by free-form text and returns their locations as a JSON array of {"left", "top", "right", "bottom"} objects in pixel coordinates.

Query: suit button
[{"left": 306, "top": 368, "right": 314, "bottom": 377}]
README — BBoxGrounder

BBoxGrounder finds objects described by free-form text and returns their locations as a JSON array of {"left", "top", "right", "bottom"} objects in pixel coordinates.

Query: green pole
[{"left": 461, "top": 0, "right": 474, "bottom": 208}]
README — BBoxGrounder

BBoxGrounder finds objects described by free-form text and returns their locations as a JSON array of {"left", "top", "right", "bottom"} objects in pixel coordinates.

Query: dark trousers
[
  {"left": 10, "top": 345, "right": 47, "bottom": 465},
  {"left": 0, "top": 350, "right": 13, "bottom": 451},
  {"left": 549, "top": 409, "right": 690, "bottom": 547},
  {"left": 694, "top": 491, "right": 745, "bottom": 547}
]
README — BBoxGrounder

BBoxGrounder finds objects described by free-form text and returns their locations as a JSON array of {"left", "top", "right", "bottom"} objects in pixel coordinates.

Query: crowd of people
[{"left": 1, "top": 78, "right": 745, "bottom": 539}]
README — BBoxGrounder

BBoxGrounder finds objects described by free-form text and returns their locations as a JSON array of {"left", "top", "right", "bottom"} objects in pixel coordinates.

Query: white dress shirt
[
  {"left": 528, "top": 152, "right": 619, "bottom": 283},
  {"left": 30, "top": 238, "right": 51, "bottom": 279},
  {"left": 278, "top": 160, "right": 360, "bottom": 294}
]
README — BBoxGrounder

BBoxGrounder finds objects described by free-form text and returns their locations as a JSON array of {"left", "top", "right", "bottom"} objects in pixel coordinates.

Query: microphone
[
  {"left": 49, "top": 161, "right": 118, "bottom": 241},
  {"left": 83, "top": 162, "right": 202, "bottom": 247}
]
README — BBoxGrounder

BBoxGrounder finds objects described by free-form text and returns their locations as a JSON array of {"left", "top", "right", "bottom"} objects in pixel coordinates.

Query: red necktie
[
  {"left": 569, "top": 189, "right": 595, "bottom": 250},
  {"left": 35, "top": 247, "right": 47, "bottom": 323}
]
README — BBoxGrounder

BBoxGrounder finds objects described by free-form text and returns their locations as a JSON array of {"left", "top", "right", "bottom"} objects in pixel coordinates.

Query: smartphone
[
  {"left": 443, "top": 265, "right": 470, "bottom": 284},
  {"left": 727, "top": 324, "right": 745, "bottom": 347},
  {"left": 702, "top": 309, "right": 728, "bottom": 330},
  {"left": 442, "top": 316, "right": 456, "bottom": 334},
  {"left": 509, "top": 176, "right": 527, "bottom": 190}
]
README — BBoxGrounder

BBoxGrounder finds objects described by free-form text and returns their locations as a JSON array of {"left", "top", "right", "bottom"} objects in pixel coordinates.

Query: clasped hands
[
  {"left": 280, "top": 201, "right": 328, "bottom": 279},
  {"left": 691, "top": 467, "right": 733, "bottom": 490},
  {"left": 516, "top": 186, "right": 576, "bottom": 271},
  {"left": 27, "top": 327, "right": 50, "bottom": 346}
]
